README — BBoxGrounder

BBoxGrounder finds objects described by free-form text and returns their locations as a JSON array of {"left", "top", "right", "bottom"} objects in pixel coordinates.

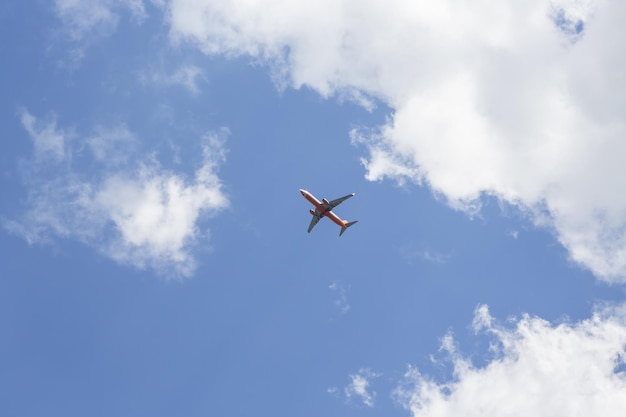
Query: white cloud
[
  {"left": 7, "top": 110, "right": 229, "bottom": 278},
  {"left": 393, "top": 304, "right": 626, "bottom": 417},
  {"left": 163, "top": 0, "right": 626, "bottom": 282},
  {"left": 344, "top": 368, "right": 380, "bottom": 407}
]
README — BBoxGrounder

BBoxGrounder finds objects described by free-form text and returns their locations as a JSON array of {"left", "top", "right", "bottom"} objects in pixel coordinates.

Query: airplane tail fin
[{"left": 339, "top": 221, "right": 358, "bottom": 236}]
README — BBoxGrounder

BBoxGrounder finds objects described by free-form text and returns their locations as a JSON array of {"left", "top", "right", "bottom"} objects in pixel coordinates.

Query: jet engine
[
  {"left": 310, "top": 209, "right": 316, "bottom": 216},
  {"left": 322, "top": 198, "right": 330, "bottom": 205}
]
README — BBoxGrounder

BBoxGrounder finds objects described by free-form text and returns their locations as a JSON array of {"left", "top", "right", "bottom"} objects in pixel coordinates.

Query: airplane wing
[
  {"left": 307, "top": 214, "right": 321, "bottom": 233},
  {"left": 327, "top": 193, "right": 355, "bottom": 209}
]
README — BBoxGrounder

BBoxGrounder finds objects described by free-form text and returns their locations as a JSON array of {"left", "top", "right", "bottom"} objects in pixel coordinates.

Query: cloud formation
[
  {"left": 54, "top": 0, "right": 148, "bottom": 64},
  {"left": 7, "top": 110, "right": 229, "bottom": 277},
  {"left": 393, "top": 304, "right": 626, "bottom": 417},
  {"left": 344, "top": 368, "right": 380, "bottom": 407},
  {"left": 163, "top": 0, "right": 626, "bottom": 282}
]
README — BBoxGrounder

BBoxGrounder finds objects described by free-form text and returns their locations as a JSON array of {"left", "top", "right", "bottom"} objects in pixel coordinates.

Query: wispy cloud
[
  {"left": 55, "top": 0, "right": 146, "bottom": 40},
  {"left": 19, "top": 110, "right": 71, "bottom": 162},
  {"left": 54, "top": 0, "right": 147, "bottom": 64},
  {"left": 393, "top": 303, "right": 626, "bottom": 417},
  {"left": 399, "top": 245, "right": 451, "bottom": 265},
  {"left": 85, "top": 124, "right": 138, "bottom": 168},
  {"left": 329, "top": 281, "right": 350, "bottom": 314},
  {"left": 139, "top": 64, "right": 207, "bottom": 95},
  {"left": 164, "top": 0, "right": 626, "bottom": 282},
  {"left": 6, "top": 109, "right": 229, "bottom": 278},
  {"left": 420, "top": 250, "right": 449, "bottom": 264},
  {"left": 343, "top": 368, "right": 380, "bottom": 407}
]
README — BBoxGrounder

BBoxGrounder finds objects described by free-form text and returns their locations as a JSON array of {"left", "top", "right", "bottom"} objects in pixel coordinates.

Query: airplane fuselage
[{"left": 299, "top": 189, "right": 351, "bottom": 229}]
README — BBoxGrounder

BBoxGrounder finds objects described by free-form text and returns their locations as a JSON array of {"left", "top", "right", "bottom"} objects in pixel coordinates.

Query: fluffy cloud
[
  {"left": 163, "top": 0, "right": 626, "bottom": 282},
  {"left": 393, "top": 304, "right": 626, "bottom": 417},
  {"left": 7, "top": 110, "right": 229, "bottom": 277}
]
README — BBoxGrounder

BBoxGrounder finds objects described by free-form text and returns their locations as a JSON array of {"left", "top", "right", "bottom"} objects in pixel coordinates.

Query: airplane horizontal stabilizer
[{"left": 339, "top": 221, "right": 358, "bottom": 236}]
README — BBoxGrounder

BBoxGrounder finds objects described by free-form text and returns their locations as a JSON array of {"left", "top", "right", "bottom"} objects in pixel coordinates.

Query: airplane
[{"left": 299, "top": 189, "right": 358, "bottom": 236}]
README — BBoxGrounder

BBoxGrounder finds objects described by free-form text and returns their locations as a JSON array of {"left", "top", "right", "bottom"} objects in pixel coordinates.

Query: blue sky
[{"left": 2, "top": 1, "right": 626, "bottom": 416}]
